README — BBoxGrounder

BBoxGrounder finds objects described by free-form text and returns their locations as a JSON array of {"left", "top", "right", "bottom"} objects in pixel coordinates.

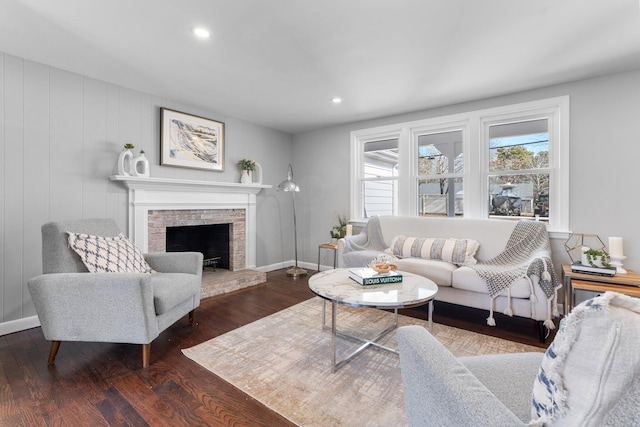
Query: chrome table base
[{"left": 321, "top": 299, "right": 433, "bottom": 372}]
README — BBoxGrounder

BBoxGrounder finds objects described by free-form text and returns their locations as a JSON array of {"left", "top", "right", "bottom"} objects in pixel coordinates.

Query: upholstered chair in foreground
[
  {"left": 398, "top": 292, "right": 640, "bottom": 427},
  {"left": 28, "top": 218, "right": 203, "bottom": 368}
]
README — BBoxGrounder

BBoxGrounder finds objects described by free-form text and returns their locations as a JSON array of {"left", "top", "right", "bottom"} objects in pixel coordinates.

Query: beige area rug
[{"left": 182, "top": 297, "right": 543, "bottom": 427}]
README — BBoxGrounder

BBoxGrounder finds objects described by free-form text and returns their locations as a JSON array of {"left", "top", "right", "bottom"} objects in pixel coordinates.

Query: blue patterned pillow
[{"left": 67, "top": 232, "right": 153, "bottom": 273}]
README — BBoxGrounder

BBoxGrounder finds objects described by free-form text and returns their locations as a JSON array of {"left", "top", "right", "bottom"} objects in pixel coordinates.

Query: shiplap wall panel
[
  {"left": 0, "top": 54, "right": 7, "bottom": 321},
  {"left": 49, "top": 68, "right": 83, "bottom": 221},
  {"left": 82, "top": 77, "right": 108, "bottom": 219},
  {"left": 115, "top": 88, "right": 141, "bottom": 231},
  {"left": 22, "top": 60, "right": 50, "bottom": 317},
  {"left": 139, "top": 93, "right": 153, "bottom": 167},
  {"left": 0, "top": 53, "right": 6, "bottom": 321},
  {"left": 105, "top": 84, "right": 122, "bottom": 227},
  {"left": 3, "top": 54, "right": 25, "bottom": 321}
]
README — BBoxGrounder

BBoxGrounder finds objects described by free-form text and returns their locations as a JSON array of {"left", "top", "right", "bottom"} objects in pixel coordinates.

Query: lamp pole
[{"left": 278, "top": 164, "right": 307, "bottom": 277}]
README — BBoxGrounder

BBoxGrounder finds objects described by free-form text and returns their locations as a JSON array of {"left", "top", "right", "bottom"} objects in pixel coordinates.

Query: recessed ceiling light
[
  {"left": 193, "top": 27, "right": 210, "bottom": 39},
  {"left": 331, "top": 97, "right": 342, "bottom": 104}
]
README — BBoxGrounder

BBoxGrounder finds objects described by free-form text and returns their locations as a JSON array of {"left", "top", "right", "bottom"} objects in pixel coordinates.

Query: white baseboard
[
  {"left": 256, "top": 261, "right": 291, "bottom": 272},
  {"left": 256, "top": 260, "right": 319, "bottom": 273},
  {"left": 0, "top": 315, "right": 40, "bottom": 336}
]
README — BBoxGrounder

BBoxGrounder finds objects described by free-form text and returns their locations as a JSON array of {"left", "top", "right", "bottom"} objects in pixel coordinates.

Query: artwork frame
[{"left": 160, "top": 108, "right": 225, "bottom": 171}]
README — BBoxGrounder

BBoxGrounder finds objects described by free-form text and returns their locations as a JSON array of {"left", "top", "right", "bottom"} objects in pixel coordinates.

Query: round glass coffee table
[{"left": 308, "top": 268, "right": 438, "bottom": 372}]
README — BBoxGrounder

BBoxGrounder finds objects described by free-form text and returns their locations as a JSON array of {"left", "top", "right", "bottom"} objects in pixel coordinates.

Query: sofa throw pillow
[
  {"left": 388, "top": 235, "right": 480, "bottom": 266},
  {"left": 67, "top": 232, "right": 153, "bottom": 273},
  {"left": 530, "top": 292, "right": 640, "bottom": 426}
]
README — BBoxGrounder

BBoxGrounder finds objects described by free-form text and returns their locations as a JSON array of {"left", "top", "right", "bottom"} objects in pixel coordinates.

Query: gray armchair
[
  {"left": 28, "top": 218, "right": 203, "bottom": 368},
  {"left": 397, "top": 292, "right": 640, "bottom": 427}
]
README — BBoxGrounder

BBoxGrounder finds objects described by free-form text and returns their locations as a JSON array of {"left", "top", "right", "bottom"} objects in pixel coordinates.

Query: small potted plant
[
  {"left": 237, "top": 159, "right": 256, "bottom": 183},
  {"left": 581, "top": 247, "right": 611, "bottom": 268},
  {"left": 329, "top": 213, "right": 348, "bottom": 243}
]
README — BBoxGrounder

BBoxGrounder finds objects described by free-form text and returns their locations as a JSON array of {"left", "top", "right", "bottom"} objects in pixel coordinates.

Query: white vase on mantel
[
  {"left": 117, "top": 149, "right": 133, "bottom": 176},
  {"left": 253, "top": 162, "right": 263, "bottom": 184},
  {"left": 240, "top": 169, "right": 252, "bottom": 184},
  {"left": 132, "top": 152, "right": 150, "bottom": 178}
]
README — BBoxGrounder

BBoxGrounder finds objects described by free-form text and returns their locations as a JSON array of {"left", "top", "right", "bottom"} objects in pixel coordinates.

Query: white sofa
[{"left": 337, "top": 216, "right": 560, "bottom": 339}]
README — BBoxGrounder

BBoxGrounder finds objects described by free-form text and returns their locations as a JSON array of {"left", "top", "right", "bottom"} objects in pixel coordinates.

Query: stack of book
[
  {"left": 349, "top": 268, "right": 403, "bottom": 285},
  {"left": 571, "top": 261, "right": 616, "bottom": 277}
]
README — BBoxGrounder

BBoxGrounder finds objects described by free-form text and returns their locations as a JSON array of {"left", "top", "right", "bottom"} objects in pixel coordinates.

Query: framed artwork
[{"left": 160, "top": 108, "right": 225, "bottom": 171}]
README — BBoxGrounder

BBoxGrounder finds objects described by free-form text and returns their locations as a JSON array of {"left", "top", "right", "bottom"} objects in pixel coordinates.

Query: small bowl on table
[{"left": 371, "top": 262, "right": 397, "bottom": 274}]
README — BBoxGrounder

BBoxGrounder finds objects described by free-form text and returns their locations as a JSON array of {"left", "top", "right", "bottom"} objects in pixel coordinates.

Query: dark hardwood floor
[{"left": 0, "top": 269, "right": 553, "bottom": 426}]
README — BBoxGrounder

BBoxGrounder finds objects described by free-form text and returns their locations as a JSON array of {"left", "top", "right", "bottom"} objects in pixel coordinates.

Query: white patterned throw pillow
[
  {"left": 530, "top": 292, "right": 640, "bottom": 426},
  {"left": 388, "top": 235, "right": 480, "bottom": 266},
  {"left": 67, "top": 232, "right": 153, "bottom": 273}
]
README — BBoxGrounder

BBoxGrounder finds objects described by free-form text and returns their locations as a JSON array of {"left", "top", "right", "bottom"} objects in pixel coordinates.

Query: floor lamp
[{"left": 278, "top": 164, "right": 307, "bottom": 277}]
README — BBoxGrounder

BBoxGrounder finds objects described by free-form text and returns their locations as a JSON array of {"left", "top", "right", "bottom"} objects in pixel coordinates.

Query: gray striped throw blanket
[{"left": 469, "top": 220, "right": 561, "bottom": 329}]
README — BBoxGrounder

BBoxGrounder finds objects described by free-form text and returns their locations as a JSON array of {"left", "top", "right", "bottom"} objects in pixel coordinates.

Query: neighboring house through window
[{"left": 350, "top": 96, "right": 569, "bottom": 232}]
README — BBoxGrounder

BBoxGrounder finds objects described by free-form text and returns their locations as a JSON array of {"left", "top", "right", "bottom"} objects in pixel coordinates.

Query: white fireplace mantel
[
  {"left": 110, "top": 175, "right": 271, "bottom": 194},
  {"left": 110, "top": 175, "right": 272, "bottom": 268}
]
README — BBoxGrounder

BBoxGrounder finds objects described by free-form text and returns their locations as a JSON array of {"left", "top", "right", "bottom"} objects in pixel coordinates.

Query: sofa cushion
[
  {"left": 389, "top": 235, "right": 480, "bottom": 266},
  {"left": 530, "top": 292, "right": 640, "bottom": 426},
  {"left": 452, "top": 267, "right": 533, "bottom": 298},
  {"left": 68, "top": 232, "right": 153, "bottom": 274},
  {"left": 147, "top": 273, "right": 201, "bottom": 315},
  {"left": 394, "top": 258, "right": 456, "bottom": 287}
]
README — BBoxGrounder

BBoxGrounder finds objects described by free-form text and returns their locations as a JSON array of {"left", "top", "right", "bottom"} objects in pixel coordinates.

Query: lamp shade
[{"left": 278, "top": 164, "right": 300, "bottom": 192}]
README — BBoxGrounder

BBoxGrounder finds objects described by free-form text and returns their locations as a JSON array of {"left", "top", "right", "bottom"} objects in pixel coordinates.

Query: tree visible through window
[{"left": 488, "top": 119, "right": 550, "bottom": 220}]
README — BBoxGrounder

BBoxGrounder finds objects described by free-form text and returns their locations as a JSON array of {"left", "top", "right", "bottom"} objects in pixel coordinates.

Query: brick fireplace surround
[
  {"left": 110, "top": 176, "right": 271, "bottom": 297},
  {"left": 148, "top": 208, "right": 246, "bottom": 271}
]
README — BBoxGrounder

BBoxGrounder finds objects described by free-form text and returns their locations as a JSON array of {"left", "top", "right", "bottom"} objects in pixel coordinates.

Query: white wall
[
  {"left": 293, "top": 68, "right": 640, "bottom": 276},
  {"left": 0, "top": 52, "right": 295, "bottom": 334}
]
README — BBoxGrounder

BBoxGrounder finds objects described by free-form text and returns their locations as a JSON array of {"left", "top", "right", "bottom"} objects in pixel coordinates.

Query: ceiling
[{"left": 1, "top": 0, "right": 640, "bottom": 134}]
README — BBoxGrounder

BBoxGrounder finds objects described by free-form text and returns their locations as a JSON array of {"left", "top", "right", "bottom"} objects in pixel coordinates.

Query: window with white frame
[
  {"left": 416, "top": 129, "right": 465, "bottom": 217},
  {"left": 350, "top": 96, "right": 569, "bottom": 231},
  {"left": 486, "top": 118, "right": 550, "bottom": 220},
  {"left": 351, "top": 135, "right": 401, "bottom": 218},
  {"left": 362, "top": 138, "right": 399, "bottom": 217}
]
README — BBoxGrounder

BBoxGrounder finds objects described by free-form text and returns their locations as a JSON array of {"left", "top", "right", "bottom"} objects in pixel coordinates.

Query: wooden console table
[{"left": 562, "top": 264, "right": 640, "bottom": 313}]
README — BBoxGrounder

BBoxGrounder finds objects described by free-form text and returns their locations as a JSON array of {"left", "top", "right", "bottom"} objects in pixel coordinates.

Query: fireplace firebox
[
  {"left": 166, "top": 224, "right": 230, "bottom": 270},
  {"left": 147, "top": 208, "right": 246, "bottom": 271}
]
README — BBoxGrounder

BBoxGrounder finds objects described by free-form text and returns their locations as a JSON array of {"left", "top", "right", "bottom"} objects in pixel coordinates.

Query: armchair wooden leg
[
  {"left": 142, "top": 343, "right": 151, "bottom": 368},
  {"left": 48, "top": 341, "right": 61, "bottom": 365},
  {"left": 188, "top": 309, "right": 196, "bottom": 326}
]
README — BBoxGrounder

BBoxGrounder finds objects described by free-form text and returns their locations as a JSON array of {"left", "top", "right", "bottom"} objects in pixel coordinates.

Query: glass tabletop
[{"left": 308, "top": 268, "right": 438, "bottom": 309}]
